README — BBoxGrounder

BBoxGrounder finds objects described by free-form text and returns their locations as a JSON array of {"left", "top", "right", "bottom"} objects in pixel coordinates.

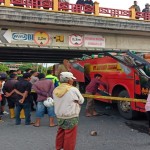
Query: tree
[
  {"left": 0, "top": 64, "right": 9, "bottom": 72},
  {"left": 18, "top": 63, "right": 47, "bottom": 74},
  {"left": 19, "top": 63, "right": 33, "bottom": 72}
]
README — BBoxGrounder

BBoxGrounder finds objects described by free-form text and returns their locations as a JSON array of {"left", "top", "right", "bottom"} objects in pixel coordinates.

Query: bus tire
[{"left": 117, "top": 90, "right": 138, "bottom": 119}]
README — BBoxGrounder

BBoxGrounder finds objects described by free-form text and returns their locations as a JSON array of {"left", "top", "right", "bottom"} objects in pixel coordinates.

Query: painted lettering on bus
[
  {"left": 107, "top": 64, "right": 117, "bottom": 70},
  {"left": 92, "top": 64, "right": 117, "bottom": 71}
]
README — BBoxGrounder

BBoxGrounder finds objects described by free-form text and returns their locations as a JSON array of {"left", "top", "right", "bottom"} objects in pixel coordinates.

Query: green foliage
[
  {"left": 0, "top": 64, "right": 9, "bottom": 72},
  {"left": 18, "top": 63, "right": 48, "bottom": 74},
  {"left": 48, "top": 66, "right": 53, "bottom": 70},
  {"left": 19, "top": 63, "right": 33, "bottom": 72}
]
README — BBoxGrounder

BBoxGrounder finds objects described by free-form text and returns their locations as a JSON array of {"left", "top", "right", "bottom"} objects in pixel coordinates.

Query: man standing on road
[
  {"left": 32, "top": 73, "right": 56, "bottom": 127},
  {"left": 85, "top": 74, "right": 107, "bottom": 117},
  {"left": 14, "top": 73, "right": 33, "bottom": 125},
  {"left": 3, "top": 73, "right": 18, "bottom": 119},
  {"left": 30, "top": 71, "right": 39, "bottom": 111},
  {"left": 53, "top": 72, "right": 84, "bottom": 150}
]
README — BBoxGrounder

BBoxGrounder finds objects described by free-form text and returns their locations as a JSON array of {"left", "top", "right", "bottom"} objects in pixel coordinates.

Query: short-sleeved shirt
[
  {"left": 15, "top": 79, "right": 32, "bottom": 104},
  {"left": 86, "top": 78, "right": 107, "bottom": 94},
  {"left": 3, "top": 79, "right": 18, "bottom": 98},
  {"left": 32, "top": 79, "right": 54, "bottom": 102}
]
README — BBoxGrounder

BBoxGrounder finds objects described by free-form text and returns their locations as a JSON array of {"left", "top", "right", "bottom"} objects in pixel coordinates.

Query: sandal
[
  {"left": 30, "top": 122, "right": 35, "bottom": 125},
  {"left": 49, "top": 124, "right": 57, "bottom": 127},
  {"left": 33, "top": 124, "right": 40, "bottom": 127}
]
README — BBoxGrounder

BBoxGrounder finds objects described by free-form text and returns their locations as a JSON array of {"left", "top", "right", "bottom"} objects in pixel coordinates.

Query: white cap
[{"left": 60, "top": 72, "right": 76, "bottom": 80}]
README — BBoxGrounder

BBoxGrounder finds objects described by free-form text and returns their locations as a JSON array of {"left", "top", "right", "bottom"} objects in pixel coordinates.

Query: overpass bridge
[{"left": 0, "top": 0, "right": 150, "bottom": 63}]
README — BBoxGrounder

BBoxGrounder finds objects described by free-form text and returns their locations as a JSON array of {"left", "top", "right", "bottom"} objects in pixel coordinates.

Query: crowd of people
[{"left": 0, "top": 59, "right": 85, "bottom": 150}]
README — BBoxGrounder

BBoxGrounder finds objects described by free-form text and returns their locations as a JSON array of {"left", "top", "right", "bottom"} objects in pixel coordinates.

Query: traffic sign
[
  {"left": 54, "top": 35, "right": 64, "bottom": 42},
  {"left": 69, "top": 34, "right": 83, "bottom": 47},
  {"left": 0, "top": 29, "right": 11, "bottom": 43},
  {"left": 34, "top": 31, "right": 50, "bottom": 46}
]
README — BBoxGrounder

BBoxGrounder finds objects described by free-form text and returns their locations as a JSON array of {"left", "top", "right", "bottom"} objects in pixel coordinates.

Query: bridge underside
[{"left": 0, "top": 47, "right": 100, "bottom": 63}]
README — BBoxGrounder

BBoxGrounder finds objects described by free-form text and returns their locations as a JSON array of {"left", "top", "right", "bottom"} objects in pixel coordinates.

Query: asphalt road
[{"left": 0, "top": 101, "right": 150, "bottom": 150}]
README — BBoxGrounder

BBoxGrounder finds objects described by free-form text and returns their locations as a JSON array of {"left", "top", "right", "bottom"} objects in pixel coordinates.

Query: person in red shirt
[{"left": 85, "top": 74, "right": 107, "bottom": 117}]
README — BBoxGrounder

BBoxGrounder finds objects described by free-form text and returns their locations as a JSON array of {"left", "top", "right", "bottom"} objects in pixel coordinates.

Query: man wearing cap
[
  {"left": 53, "top": 72, "right": 84, "bottom": 150},
  {"left": 85, "top": 74, "right": 107, "bottom": 117}
]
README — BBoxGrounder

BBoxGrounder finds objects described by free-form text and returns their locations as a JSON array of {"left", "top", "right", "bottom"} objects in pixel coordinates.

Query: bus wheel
[{"left": 117, "top": 90, "right": 138, "bottom": 119}]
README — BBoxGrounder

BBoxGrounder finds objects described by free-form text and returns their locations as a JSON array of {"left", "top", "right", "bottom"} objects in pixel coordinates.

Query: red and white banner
[{"left": 84, "top": 35, "right": 105, "bottom": 48}]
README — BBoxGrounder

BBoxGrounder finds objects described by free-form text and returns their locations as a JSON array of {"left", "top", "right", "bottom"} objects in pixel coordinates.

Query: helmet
[{"left": 43, "top": 97, "right": 54, "bottom": 107}]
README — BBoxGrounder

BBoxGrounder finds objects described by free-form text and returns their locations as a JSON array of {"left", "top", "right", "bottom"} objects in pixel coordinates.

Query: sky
[{"left": 70, "top": 0, "right": 148, "bottom": 10}]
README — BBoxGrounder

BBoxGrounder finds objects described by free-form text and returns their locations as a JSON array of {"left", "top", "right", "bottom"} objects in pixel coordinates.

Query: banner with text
[{"left": 84, "top": 35, "right": 105, "bottom": 48}]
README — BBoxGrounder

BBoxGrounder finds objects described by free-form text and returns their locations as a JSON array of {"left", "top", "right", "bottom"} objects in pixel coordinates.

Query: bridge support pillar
[
  {"left": 130, "top": 7, "right": 136, "bottom": 19},
  {"left": 94, "top": 2, "right": 99, "bottom": 16},
  {"left": 53, "top": 0, "right": 58, "bottom": 11}
]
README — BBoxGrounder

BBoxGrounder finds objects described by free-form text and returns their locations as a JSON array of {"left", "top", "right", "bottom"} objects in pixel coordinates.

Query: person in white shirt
[{"left": 53, "top": 72, "right": 84, "bottom": 150}]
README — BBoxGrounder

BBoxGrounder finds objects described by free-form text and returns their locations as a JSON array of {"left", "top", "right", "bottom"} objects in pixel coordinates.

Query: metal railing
[{"left": 1, "top": 0, "right": 150, "bottom": 21}]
